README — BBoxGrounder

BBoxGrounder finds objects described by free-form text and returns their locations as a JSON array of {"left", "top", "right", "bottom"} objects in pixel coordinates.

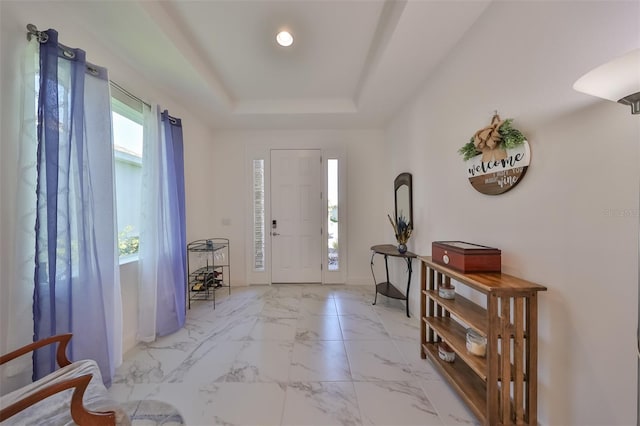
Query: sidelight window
[
  {"left": 253, "top": 159, "right": 265, "bottom": 271},
  {"left": 327, "top": 159, "right": 339, "bottom": 271}
]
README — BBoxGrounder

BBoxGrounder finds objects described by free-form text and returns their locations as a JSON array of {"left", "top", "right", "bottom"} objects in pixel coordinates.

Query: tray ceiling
[{"left": 11, "top": 0, "right": 492, "bottom": 129}]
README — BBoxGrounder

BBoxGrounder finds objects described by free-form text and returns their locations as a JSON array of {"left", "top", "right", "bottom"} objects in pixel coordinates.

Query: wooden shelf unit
[{"left": 419, "top": 256, "right": 546, "bottom": 426}]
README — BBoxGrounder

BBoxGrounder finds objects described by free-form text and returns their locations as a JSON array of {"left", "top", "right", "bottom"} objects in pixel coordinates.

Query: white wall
[
  {"left": 209, "top": 129, "right": 387, "bottom": 287},
  {"left": 385, "top": 1, "right": 639, "bottom": 425},
  {"left": 0, "top": 0, "right": 214, "bottom": 389}
]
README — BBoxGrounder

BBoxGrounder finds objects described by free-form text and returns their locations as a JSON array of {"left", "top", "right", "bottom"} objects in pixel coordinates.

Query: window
[
  {"left": 327, "top": 159, "right": 339, "bottom": 271},
  {"left": 252, "top": 159, "right": 265, "bottom": 271},
  {"left": 111, "top": 88, "right": 143, "bottom": 260}
]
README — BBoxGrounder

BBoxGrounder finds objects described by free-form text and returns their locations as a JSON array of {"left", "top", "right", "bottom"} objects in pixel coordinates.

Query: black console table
[{"left": 370, "top": 244, "right": 417, "bottom": 317}]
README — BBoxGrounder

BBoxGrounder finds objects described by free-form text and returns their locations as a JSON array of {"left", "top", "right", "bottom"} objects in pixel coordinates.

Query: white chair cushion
[{"left": 0, "top": 359, "right": 130, "bottom": 425}]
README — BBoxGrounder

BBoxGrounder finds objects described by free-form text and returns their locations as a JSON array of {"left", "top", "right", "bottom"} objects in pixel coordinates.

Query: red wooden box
[{"left": 432, "top": 241, "right": 501, "bottom": 273}]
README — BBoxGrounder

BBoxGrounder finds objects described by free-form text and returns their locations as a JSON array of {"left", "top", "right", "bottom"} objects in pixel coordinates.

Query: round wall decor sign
[
  {"left": 465, "top": 141, "right": 530, "bottom": 195},
  {"left": 458, "top": 113, "right": 531, "bottom": 195}
]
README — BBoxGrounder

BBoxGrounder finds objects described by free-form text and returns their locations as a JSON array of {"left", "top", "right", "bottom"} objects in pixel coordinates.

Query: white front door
[{"left": 271, "top": 149, "right": 322, "bottom": 283}]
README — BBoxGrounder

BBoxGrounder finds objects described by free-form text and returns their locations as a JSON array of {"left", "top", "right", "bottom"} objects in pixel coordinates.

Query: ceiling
[{"left": 22, "top": 0, "right": 493, "bottom": 129}]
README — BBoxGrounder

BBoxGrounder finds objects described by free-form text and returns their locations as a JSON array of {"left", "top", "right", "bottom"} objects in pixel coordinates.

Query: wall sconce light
[{"left": 573, "top": 48, "right": 640, "bottom": 114}]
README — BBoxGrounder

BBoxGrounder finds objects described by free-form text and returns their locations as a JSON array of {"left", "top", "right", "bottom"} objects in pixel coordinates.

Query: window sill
[{"left": 119, "top": 254, "right": 139, "bottom": 266}]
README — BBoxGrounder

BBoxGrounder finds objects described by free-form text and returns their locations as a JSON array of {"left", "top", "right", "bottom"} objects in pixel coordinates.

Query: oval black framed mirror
[{"left": 394, "top": 172, "right": 413, "bottom": 228}]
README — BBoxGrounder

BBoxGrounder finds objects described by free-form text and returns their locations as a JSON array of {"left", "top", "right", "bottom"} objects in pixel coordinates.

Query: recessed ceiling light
[{"left": 276, "top": 30, "right": 293, "bottom": 47}]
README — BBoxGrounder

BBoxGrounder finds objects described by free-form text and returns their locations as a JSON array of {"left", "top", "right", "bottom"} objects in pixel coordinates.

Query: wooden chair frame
[{"left": 0, "top": 334, "right": 116, "bottom": 425}]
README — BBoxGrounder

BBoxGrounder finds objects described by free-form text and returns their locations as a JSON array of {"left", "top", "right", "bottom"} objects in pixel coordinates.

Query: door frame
[{"left": 245, "top": 144, "right": 347, "bottom": 285}]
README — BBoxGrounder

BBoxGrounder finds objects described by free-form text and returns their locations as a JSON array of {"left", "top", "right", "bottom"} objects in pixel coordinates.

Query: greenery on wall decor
[{"left": 458, "top": 113, "right": 527, "bottom": 161}]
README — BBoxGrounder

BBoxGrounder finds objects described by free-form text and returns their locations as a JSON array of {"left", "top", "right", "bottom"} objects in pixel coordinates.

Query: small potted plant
[{"left": 388, "top": 214, "right": 412, "bottom": 253}]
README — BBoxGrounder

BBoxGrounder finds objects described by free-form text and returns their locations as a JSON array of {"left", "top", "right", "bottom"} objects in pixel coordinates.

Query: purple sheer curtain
[
  {"left": 156, "top": 110, "right": 187, "bottom": 335},
  {"left": 33, "top": 29, "right": 121, "bottom": 385},
  {"left": 138, "top": 108, "right": 186, "bottom": 340}
]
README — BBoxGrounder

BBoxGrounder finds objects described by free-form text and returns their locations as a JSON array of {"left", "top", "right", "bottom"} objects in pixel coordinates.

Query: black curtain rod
[{"left": 110, "top": 80, "right": 152, "bottom": 109}]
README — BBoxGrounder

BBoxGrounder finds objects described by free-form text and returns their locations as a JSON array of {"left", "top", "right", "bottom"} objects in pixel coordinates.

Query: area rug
[{"left": 121, "top": 399, "right": 185, "bottom": 426}]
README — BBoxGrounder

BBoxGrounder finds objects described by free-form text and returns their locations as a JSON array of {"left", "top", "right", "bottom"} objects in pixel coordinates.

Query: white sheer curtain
[
  {"left": 137, "top": 103, "right": 161, "bottom": 342},
  {"left": 83, "top": 65, "right": 124, "bottom": 378},
  {"left": 3, "top": 39, "right": 40, "bottom": 392}
]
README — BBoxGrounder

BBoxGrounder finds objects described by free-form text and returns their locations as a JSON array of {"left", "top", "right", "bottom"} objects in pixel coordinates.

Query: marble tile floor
[{"left": 108, "top": 284, "right": 478, "bottom": 426}]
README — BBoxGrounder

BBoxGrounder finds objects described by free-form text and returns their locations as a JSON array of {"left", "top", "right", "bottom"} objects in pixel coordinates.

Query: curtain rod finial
[
  {"left": 26, "top": 24, "right": 37, "bottom": 41},
  {"left": 26, "top": 24, "right": 48, "bottom": 43}
]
